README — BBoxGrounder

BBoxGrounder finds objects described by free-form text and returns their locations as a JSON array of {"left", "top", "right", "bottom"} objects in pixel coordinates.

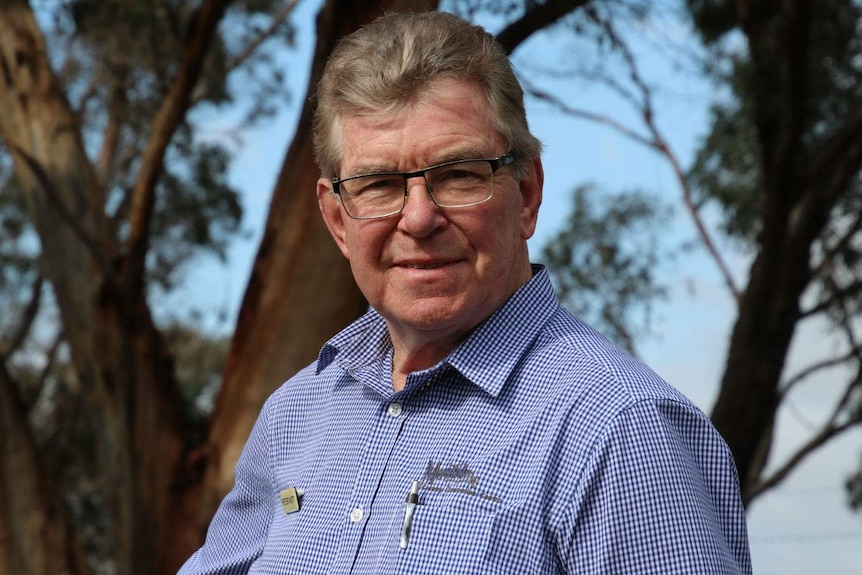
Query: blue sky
[{"left": 169, "top": 2, "right": 862, "bottom": 572}]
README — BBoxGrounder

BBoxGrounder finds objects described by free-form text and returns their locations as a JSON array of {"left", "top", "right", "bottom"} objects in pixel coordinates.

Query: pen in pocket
[{"left": 399, "top": 481, "right": 419, "bottom": 549}]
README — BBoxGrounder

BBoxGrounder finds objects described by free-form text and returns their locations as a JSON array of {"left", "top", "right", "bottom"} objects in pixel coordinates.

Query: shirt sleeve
[
  {"left": 554, "top": 398, "right": 752, "bottom": 574},
  {"left": 178, "top": 399, "right": 275, "bottom": 575}
]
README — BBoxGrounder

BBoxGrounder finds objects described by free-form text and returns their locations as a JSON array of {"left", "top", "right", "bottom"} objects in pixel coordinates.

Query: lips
[
  {"left": 403, "top": 262, "right": 447, "bottom": 269},
  {"left": 395, "top": 258, "right": 459, "bottom": 270}
]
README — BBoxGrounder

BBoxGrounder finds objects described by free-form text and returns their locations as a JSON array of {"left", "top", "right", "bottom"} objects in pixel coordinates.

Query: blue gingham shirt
[{"left": 179, "top": 265, "right": 751, "bottom": 574}]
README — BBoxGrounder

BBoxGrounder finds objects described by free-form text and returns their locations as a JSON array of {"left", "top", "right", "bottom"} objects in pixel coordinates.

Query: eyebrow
[{"left": 343, "top": 146, "right": 490, "bottom": 178}]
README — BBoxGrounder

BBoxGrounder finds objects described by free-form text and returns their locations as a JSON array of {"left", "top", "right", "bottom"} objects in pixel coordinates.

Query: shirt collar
[
  {"left": 445, "top": 264, "right": 558, "bottom": 396},
  {"left": 317, "top": 264, "right": 559, "bottom": 397}
]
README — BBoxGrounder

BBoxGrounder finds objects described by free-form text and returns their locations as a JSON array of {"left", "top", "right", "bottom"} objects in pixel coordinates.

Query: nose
[{"left": 396, "top": 175, "right": 447, "bottom": 238}]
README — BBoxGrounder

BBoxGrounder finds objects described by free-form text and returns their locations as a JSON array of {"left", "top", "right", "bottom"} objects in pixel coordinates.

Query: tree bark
[{"left": 0, "top": 361, "right": 90, "bottom": 575}]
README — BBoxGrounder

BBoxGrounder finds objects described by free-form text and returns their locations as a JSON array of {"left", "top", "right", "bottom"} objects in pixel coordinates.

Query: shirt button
[
  {"left": 387, "top": 403, "right": 403, "bottom": 417},
  {"left": 349, "top": 507, "right": 364, "bottom": 523}
]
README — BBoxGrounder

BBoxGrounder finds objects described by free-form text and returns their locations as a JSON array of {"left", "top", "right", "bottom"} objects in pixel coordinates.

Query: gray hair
[{"left": 312, "top": 11, "right": 542, "bottom": 178}]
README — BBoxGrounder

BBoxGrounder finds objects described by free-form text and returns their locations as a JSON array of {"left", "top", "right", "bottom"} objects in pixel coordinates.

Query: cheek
[
  {"left": 342, "top": 222, "right": 389, "bottom": 269},
  {"left": 472, "top": 213, "right": 521, "bottom": 265}
]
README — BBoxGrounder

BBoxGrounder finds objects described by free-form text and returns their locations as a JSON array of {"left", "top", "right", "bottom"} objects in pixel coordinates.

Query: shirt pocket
[{"left": 381, "top": 502, "right": 495, "bottom": 575}]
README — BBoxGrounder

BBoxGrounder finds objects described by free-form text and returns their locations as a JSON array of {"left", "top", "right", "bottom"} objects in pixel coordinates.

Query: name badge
[{"left": 279, "top": 487, "right": 301, "bottom": 514}]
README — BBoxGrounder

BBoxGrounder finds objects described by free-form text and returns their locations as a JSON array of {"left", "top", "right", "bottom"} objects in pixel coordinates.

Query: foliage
[
  {"left": 542, "top": 186, "right": 670, "bottom": 354},
  {"left": 849, "top": 459, "right": 862, "bottom": 511},
  {"left": 164, "top": 322, "right": 230, "bottom": 429},
  {"left": 688, "top": 0, "right": 862, "bottom": 247},
  {"left": 0, "top": 0, "right": 296, "bottom": 350}
]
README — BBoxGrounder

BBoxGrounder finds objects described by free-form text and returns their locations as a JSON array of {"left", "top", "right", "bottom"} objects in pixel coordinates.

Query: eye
[
  {"left": 429, "top": 162, "right": 489, "bottom": 188},
  {"left": 349, "top": 175, "right": 403, "bottom": 196},
  {"left": 439, "top": 167, "right": 483, "bottom": 180}
]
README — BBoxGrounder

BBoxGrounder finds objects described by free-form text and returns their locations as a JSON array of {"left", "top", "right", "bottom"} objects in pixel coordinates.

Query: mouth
[{"left": 402, "top": 262, "right": 449, "bottom": 270}]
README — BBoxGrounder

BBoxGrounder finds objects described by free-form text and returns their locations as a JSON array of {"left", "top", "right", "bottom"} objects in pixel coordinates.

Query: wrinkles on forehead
[{"left": 344, "top": 146, "right": 492, "bottom": 179}]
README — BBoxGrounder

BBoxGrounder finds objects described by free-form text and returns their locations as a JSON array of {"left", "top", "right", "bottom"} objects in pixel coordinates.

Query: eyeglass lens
[{"left": 339, "top": 160, "right": 495, "bottom": 219}]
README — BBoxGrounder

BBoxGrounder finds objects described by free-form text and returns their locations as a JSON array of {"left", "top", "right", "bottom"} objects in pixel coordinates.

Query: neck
[
  {"left": 389, "top": 333, "right": 463, "bottom": 392},
  {"left": 386, "top": 260, "right": 536, "bottom": 392}
]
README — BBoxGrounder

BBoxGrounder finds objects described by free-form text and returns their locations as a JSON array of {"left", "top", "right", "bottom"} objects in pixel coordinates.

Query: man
[{"left": 179, "top": 11, "right": 751, "bottom": 575}]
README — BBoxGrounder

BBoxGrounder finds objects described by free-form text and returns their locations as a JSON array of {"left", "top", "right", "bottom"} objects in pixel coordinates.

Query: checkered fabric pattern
[{"left": 178, "top": 265, "right": 752, "bottom": 575}]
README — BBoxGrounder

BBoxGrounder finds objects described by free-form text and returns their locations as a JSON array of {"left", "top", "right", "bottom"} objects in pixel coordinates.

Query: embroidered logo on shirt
[{"left": 419, "top": 460, "right": 502, "bottom": 503}]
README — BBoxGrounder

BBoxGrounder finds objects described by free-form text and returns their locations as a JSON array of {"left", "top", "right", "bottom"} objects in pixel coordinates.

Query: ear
[
  {"left": 317, "top": 178, "right": 351, "bottom": 259},
  {"left": 518, "top": 157, "right": 544, "bottom": 240}
]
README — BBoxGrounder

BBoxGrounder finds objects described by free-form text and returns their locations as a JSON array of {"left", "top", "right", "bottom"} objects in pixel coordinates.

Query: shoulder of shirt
[{"left": 535, "top": 304, "right": 699, "bottom": 417}]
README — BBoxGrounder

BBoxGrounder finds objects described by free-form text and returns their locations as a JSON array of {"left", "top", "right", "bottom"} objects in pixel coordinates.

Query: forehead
[{"left": 336, "top": 79, "right": 505, "bottom": 175}]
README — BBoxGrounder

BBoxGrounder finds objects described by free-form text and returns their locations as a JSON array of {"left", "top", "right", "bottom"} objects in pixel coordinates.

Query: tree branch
[
  {"left": 23, "top": 329, "right": 63, "bottom": 412},
  {"left": 778, "top": 101, "right": 862, "bottom": 282},
  {"left": 522, "top": 79, "right": 656, "bottom": 147},
  {"left": 124, "top": 0, "right": 233, "bottom": 289},
  {"left": 785, "top": 269, "right": 862, "bottom": 392},
  {"left": 810, "top": 201, "right": 862, "bottom": 279},
  {"left": 495, "top": 0, "right": 593, "bottom": 55},
  {"left": 598, "top": 14, "right": 742, "bottom": 303},
  {"left": 781, "top": 342, "right": 862, "bottom": 395},
  {"left": 225, "top": 0, "right": 300, "bottom": 71}
]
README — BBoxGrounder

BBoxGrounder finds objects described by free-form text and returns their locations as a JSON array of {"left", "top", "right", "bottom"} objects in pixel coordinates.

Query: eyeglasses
[{"left": 331, "top": 152, "right": 516, "bottom": 220}]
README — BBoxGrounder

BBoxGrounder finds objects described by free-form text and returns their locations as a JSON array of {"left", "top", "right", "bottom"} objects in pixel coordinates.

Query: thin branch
[
  {"left": 10, "top": 145, "right": 110, "bottom": 273},
  {"left": 831, "top": 369, "right": 862, "bottom": 420},
  {"left": 108, "top": 144, "right": 144, "bottom": 240},
  {"left": 747, "top": 416, "right": 861, "bottom": 501},
  {"left": 785, "top": 270, "right": 862, "bottom": 394},
  {"left": 783, "top": 395, "right": 818, "bottom": 433},
  {"left": 522, "top": 79, "right": 656, "bottom": 147},
  {"left": 75, "top": 72, "right": 103, "bottom": 117},
  {"left": 758, "top": 351, "right": 862, "bottom": 502},
  {"left": 25, "top": 330, "right": 64, "bottom": 413},
  {"left": 594, "top": 14, "right": 742, "bottom": 304},
  {"left": 95, "top": 77, "right": 127, "bottom": 189},
  {"left": 225, "top": 0, "right": 300, "bottom": 71},
  {"left": 124, "top": 0, "right": 232, "bottom": 288},
  {"left": 809, "top": 203, "right": 862, "bottom": 281},
  {"left": 781, "top": 342, "right": 862, "bottom": 394},
  {"left": 0, "top": 273, "right": 43, "bottom": 357},
  {"left": 752, "top": 365, "right": 862, "bottom": 499},
  {"left": 189, "top": 0, "right": 301, "bottom": 106}
]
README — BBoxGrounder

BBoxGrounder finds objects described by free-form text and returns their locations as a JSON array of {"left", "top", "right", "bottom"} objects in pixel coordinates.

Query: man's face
[{"left": 317, "top": 78, "right": 543, "bottom": 350}]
